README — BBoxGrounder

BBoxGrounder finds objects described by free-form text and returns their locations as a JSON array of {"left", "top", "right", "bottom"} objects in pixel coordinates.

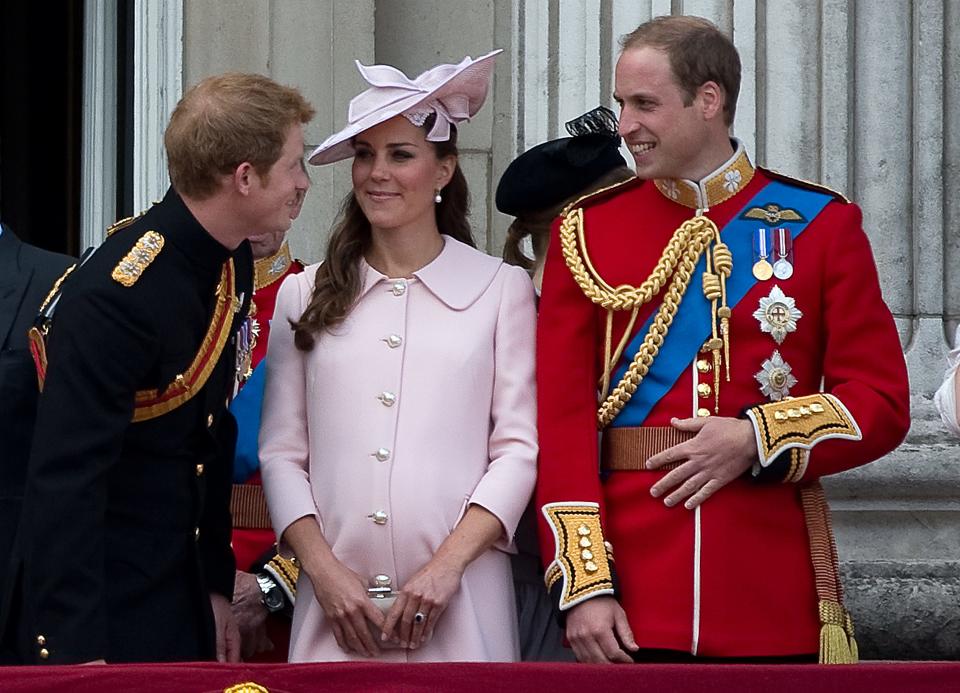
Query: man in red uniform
[
  {"left": 535, "top": 15, "right": 910, "bottom": 664},
  {"left": 228, "top": 180, "right": 306, "bottom": 661}
]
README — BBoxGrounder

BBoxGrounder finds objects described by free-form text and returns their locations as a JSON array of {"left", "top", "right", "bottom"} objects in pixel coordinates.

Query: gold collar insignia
[
  {"left": 254, "top": 240, "right": 293, "bottom": 291},
  {"left": 654, "top": 141, "right": 755, "bottom": 210}
]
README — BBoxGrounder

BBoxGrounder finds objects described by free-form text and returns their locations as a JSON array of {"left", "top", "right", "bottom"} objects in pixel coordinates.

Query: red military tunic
[{"left": 535, "top": 144, "right": 910, "bottom": 658}]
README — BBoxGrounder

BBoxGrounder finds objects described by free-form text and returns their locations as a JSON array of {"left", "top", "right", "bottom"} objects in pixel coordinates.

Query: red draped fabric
[{"left": 0, "top": 661, "right": 956, "bottom": 692}]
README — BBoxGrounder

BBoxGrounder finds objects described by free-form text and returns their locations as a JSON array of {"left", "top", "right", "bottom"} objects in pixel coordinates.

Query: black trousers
[{"left": 631, "top": 648, "right": 818, "bottom": 664}]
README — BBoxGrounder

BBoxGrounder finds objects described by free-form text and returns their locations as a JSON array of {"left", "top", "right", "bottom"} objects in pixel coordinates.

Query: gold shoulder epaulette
[
  {"left": 760, "top": 167, "right": 849, "bottom": 203},
  {"left": 111, "top": 230, "right": 164, "bottom": 287},
  {"left": 561, "top": 176, "right": 641, "bottom": 217}
]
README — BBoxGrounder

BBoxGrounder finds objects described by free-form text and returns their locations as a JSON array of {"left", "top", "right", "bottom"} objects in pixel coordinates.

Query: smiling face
[
  {"left": 350, "top": 116, "right": 455, "bottom": 236},
  {"left": 246, "top": 123, "right": 311, "bottom": 237},
  {"left": 614, "top": 46, "right": 720, "bottom": 181}
]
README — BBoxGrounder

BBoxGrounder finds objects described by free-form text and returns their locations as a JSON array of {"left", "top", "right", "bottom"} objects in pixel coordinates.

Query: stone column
[{"left": 183, "top": 0, "right": 375, "bottom": 263}]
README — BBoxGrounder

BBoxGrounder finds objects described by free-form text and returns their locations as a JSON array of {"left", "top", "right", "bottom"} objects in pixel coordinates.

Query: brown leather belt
[
  {"left": 601, "top": 426, "right": 695, "bottom": 472},
  {"left": 230, "top": 483, "right": 273, "bottom": 530}
]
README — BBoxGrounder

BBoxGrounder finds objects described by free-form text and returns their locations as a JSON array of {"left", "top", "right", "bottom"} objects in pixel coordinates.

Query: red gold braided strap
[
  {"left": 541, "top": 503, "right": 614, "bottom": 610},
  {"left": 746, "top": 393, "right": 861, "bottom": 468},
  {"left": 801, "top": 482, "right": 859, "bottom": 664}
]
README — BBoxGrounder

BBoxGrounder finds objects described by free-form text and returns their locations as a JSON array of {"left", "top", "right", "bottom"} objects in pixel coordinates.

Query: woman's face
[{"left": 351, "top": 115, "right": 455, "bottom": 235}]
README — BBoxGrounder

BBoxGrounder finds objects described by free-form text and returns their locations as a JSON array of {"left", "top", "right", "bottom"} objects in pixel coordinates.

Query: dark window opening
[{"left": 0, "top": 1, "right": 85, "bottom": 256}]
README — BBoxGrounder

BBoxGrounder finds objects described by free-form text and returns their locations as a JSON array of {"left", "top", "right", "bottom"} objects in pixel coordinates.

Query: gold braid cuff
[
  {"left": 263, "top": 553, "right": 299, "bottom": 606},
  {"left": 746, "top": 393, "right": 862, "bottom": 469},
  {"left": 541, "top": 503, "right": 614, "bottom": 610},
  {"left": 559, "top": 207, "right": 731, "bottom": 427}
]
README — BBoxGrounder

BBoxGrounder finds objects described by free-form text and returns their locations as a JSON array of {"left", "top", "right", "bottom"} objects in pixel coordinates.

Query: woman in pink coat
[{"left": 258, "top": 50, "right": 538, "bottom": 662}]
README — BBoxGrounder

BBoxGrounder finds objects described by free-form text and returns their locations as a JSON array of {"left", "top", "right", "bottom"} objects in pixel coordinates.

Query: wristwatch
[{"left": 255, "top": 572, "right": 286, "bottom": 613}]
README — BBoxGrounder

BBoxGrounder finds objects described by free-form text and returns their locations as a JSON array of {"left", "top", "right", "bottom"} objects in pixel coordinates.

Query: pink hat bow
[{"left": 309, "top": 49, "right": 501, "bottom": 165}]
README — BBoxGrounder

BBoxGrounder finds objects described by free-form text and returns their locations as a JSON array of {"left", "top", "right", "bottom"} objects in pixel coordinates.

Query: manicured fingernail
[
  {"left": 649, "top": 487, "right": 659, "bottom": 497},
  {"left": 663, "top": 498, "right": 674, "bottom": 507},
  {"left": 684, "top": 501, "right": 694, "bottom": 510}
]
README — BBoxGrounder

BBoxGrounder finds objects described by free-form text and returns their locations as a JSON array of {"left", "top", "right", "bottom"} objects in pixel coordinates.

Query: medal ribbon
[{"left": 608, "top": 180, "right": 832, "bottom": 427}]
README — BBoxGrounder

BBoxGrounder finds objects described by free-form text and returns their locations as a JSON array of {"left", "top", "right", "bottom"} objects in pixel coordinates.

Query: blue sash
[
  {"left": 609, "top": 180, "right": 832, "bottom": 427},
  {"left": 229, "top": 359, "right": 266, "bottom": 482}
]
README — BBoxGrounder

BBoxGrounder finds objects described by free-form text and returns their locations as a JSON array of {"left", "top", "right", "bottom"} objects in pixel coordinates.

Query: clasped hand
[
  {"left": 310, "top": 554, "right": 463, "bottom": 656},
  {"left": 380, "top": 555, "right": 464, "bottom": 650},
  {"left": 646, "top": 416, "right": 758, "bottom": 509}
]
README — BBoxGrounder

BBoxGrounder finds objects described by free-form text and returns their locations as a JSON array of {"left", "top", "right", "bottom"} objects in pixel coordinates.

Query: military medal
[
  {"left": 753, "top": 285, "right": 802, "bottom": 344},
  {"left": 772, "top": 227, "right": 794, "bottom": 279},
  {"left": 233, "top": 306, "right": 259, "bottom": 396},
  {"left": 754, "top": 350, "right": 797, "bottom": 401},
  {"left": 752, "top": 228, "right": 773, "bottom": 281}
]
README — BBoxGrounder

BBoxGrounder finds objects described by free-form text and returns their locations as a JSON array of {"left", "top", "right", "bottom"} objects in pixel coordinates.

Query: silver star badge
[
  {"left": 752, "top": 285, "right": 802, "bottom": 344},
  {"left": 755, "top": 350, "right": 798, "bottom": 401}
]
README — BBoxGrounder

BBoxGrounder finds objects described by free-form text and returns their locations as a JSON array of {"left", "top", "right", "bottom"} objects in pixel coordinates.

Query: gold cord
[
  {"left": 601, "top": 309, "right": 614, "bottom": 401},
  {"left": 560, "top": 207, "right": 732, "bottom": 427}
]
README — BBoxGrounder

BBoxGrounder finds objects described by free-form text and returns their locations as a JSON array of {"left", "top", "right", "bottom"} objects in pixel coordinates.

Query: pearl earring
[{"left": 434, "top": 189, "right": 442, "bottom": 204}]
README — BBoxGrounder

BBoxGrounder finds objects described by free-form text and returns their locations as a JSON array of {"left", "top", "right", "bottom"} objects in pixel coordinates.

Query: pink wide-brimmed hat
[{"left": 308, "top": 49, "right": 501, "bottom": 165}]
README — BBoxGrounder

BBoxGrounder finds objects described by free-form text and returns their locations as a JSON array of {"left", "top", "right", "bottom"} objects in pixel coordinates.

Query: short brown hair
[
  {"left": 165, "top": 73, "right": 315, "bottom": 199},
  {"left": 621, "top": 16, "right": 741, "bottom": 126}
]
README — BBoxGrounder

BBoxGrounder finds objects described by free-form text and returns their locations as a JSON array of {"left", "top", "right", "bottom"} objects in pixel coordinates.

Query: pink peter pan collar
[{"left": 359, "top": 235, "right": 503, "bottom": 310}]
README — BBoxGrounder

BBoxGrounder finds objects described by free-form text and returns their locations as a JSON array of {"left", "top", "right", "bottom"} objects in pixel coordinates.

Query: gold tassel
[
  {"left": 702, "top": 249, "right": 723, "bottom": 413},
  {"left": 712, "top": 241, "right": 733, "bottom": 382},
  {"left": 846, "top": 610, "right": 860, "bottom": 662},
  {"left": 818, "top": 600, "right": 857, "bottom": 664}
]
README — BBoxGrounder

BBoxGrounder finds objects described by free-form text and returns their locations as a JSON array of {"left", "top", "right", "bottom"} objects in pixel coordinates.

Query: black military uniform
[
  {"left": 11, "top": 188, "right": 253, "bottom": 664},
  {"left": 0, "top": 226, "right": 73, "bottom": 664}
]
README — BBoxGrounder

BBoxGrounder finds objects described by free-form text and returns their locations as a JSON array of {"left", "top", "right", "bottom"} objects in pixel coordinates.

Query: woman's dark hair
[{"left": 292, "top": 115, "right": 473, "bottom": 351}]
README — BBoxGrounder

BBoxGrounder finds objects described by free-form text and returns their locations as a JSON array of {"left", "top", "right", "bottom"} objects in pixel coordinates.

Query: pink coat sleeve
[
  {"left": 467, "top": 265, "right": 539, "bottom": 550},
  {"left": 259, "top": 270, "right": 320, "bottom": 545}
]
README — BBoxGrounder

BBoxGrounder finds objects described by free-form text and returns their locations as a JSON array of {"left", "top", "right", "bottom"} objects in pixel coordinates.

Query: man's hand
[
  {"left": 565, "top": 597, "right": 638, "bottom": 663},
  {"left": 210, "top": 592, "right": 242, "bottom": 662},
  {"left": 232, "top": 570, "right": 273, "bottom": 660},
  {"left": 647, "top": 416, "right": 758, "bottom": 509}
]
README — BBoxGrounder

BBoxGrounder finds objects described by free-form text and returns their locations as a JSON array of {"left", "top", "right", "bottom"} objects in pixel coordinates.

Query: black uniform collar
[{"left": 152, "top": 187, "right": 233, "bottom": 277}]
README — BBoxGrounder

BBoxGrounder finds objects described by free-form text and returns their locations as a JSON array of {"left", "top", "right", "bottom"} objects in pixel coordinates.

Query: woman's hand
[
  {"left": 381, "top": 554, "right": 465, "bottom": 648},
  {"left": 307, "top": 557, "right": 384, "bottom": 657},
  {"left": 280, "top": 515, "right": 384, "bottom": 657},
  {"left": 382, "top": 504, "right": 506, "bottom": 649}
]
